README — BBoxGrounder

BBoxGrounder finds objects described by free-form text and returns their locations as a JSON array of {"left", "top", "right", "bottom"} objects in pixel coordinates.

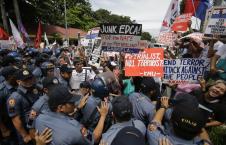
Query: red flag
[
  {"left": 0, "top": 27, "right": 9, "bottom": 40},
  {"left": 183, "top": 0, "right": 200, "bottom": 14},
  {"left": 34, "top": 21, "right": 42, "bottom": 48}
]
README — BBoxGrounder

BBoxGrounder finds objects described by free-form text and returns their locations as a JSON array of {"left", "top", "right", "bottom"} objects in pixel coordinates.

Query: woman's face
[{"left": 208, "top": 83, "right": 226, "bottom": 98}]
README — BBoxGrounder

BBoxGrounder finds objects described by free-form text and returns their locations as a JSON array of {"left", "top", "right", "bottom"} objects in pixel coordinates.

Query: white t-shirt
[
  {"left": 216, "top": 44, "right": 226, "bottom": 59},
  {"left": 70, "top": 69, "right": 95, "bottom": 90}
]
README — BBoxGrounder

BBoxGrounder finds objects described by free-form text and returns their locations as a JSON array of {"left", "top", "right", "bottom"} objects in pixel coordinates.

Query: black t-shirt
[{"left": 190, "top": 89, "right": 226, "bottom": 123}]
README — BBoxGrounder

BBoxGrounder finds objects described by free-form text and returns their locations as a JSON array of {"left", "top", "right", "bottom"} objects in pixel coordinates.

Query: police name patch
[{"left": 8, "top": 98, "right": 16, "bottom": 107}]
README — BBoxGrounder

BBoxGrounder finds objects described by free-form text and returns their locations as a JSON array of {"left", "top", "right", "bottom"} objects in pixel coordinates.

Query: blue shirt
[
  {"left": 128, "top": 92, "right": 156, "bottom": 126},
  {"left": 101, "top": 119, "right": 146, "bottom": 145},
  {"left": 35, "top": 111, "right": 93, "bottom": 145}
]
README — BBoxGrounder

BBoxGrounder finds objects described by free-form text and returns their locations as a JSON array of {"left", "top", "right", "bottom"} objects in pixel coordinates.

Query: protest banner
[
  {"left": 163, "top": 58, "right": 209, "bottom": 84},
  {"left": 171, "top": 13, "right": 192, "bottom": 32},
  {"left": 0, "top": 40, "right": 14, "bottom": 49},
  {"left": 100, "top": 24, "right": 142, "bottom": 53},
  {"left": 158, "top": 32, "right": 177, "bottom": 47},
  {"left": 83, "top": 29, "right": 99, "bottom": 56},
  {"left": 88, "top": 38, "right": 102, "bottom": 68},
  {"left": 204, "top": 7, "right": 226, "bottom": 37},
  {"left": 203, "top": 8, "right": 213, "bottom": 32},
  {"left": 125, "top": 48, "right": 164, "bottom": 77}
]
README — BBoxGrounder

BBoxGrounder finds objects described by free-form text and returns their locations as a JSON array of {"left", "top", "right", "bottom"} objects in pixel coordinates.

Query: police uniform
[
  {"left": 32, "top": 66, "right": 42, "bottom": 80},
  {"left": 32, "top": 94, "right": 50, "bottom": 114},
  {"left": 101, "top": 119, "right": 146, "bottom": 145},
  {"left": 35, "top": 110, "right": 93, "bottom": 145},
  {"left": 7, "top": 85, "right": 41, "bottom": 144},
  {"left": 147, "top": 123, "right": 207, "bottom": 145},
  {"left": 80, "top": 96, "right": 112, "bottom": 131},
  {"left": 128, "top": 92, "right": 156, "bottom": 126}
]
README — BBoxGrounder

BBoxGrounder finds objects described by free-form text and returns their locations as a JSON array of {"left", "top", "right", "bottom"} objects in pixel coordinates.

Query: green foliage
[
  {"left": 180, "top": 0, "right": 185, "bottom": 14},
  {"left": 208, "top": 126, "right": 226, "bottom": 145},
  {"left": 141, "top": 32, "right": 152, "bottom": 41}
]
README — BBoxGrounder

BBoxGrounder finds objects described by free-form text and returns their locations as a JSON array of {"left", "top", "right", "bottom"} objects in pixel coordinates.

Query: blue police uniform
[
  {"left": 147, "top": 122, "right": 207, "bottom": 145},
  {"left": 58, "top": 76, "right": 72, "bottom": 90},
  {"left": 128, "top": 92, "right": 156, "bottom": 126},
  {"left": 80, "top": 95, "right": 112, "bottom": 131},
  {"left": 32, "top": 94, "right": 50, "bottom": 114},
  {"left": 7, "top": 86, "right": 40, "bottom": 144},
  {"left": 35, "top": 111, "right": 94, "bottom": 145},
  {"left": 101, "top": 119, "right": 146, "bottom": 145},
  {"left": 32, "top": 66, "right": 42, "bottom": 80}
]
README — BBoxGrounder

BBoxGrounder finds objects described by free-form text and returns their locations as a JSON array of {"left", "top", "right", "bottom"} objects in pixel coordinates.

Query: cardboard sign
[
  {"left": 205, "top": 7, "right": 226, "bottom": 36},
  {"left": 88, "top": 38, "right": 102, "bottom": 68},
  {"left": 171, "top": 13, "right": 192, "bottom": 32},
  {"left": 125, "top": 48, "right": 164, "bottom": 77},
  {"left": 100, "top": 24, "right": 142, "bottom": 53},
  {"left": 158, "top": 32, "right": 177, "bottom": 47},
  {"left": 163, "top": 58, "right": 209, "bottom": 84}
]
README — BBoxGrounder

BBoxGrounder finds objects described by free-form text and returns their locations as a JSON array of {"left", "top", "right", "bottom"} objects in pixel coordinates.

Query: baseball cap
[
  {"left": 48, "top": 85, "right": 81, "bottom": 109},
  {"left": 111, "top": 126, "right": 145, "bottom": 145},
  {"left": 15, "top": 69, "right": 34, "bottom": 81},
  {"left": 171, "top": 101, "right": 207, "bottom": 140},
  {"left": 140, "top": 77, "right": 161, "bottom": 97},
  {"left": 1, "top": 66, "right": 18, "bottom": 79},
  {"left": 60, "top": 64, "right": 73, "bottom": 73},
  {"left": 42, "top": 77, "right": 59, "bottom": 89}
]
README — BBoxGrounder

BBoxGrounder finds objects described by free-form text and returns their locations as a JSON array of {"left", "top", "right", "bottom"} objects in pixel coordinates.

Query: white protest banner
[
  {"left": 0, "top": 40, "right": 14, "bottom": 49},
  {"left": 163, "top": 58, "right": 209, "bottom": 84},
  {"left": 180, "top": 32, "right": 204, "bottom": 40},
  {"left": 88, "top": 38, "right": 102, "bottom": 68},
  {"left": 84, "top": 29, "right": 99, "bottom": 56},
  {"left": 100, "top": 24, "right": 142, "bottom": 53},
  {"left": 158, "top": 32, "right": 177, "bottom": 47},
  {"left": 205, "top": 7, "right": 226, "bottom": 36}
]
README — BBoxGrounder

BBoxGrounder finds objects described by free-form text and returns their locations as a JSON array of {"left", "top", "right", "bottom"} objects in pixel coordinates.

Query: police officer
[
  {"left": 101, "top": 96, "right": 146, "bottom": 145},
  {"left": 80, "top": 77, "right": 112, "bottom": 132},
  {"left": 35, "top": 84, "right": 109, "bottom": 145},
  {"left": 40, "top": 62, "right": 55, "bottom": 79},
  {"left": 7, "top": 69, "right": 41, "bottom": 145},
  {"left": 147, "top": 96, "right": 212, "bottom": 145},
  {"left": 128, "top": 77, "right": 160, "bottom": 126},
  {"left": 0, "top": 66, "right": 18, "bottom": 144},
  {"left": 58, "top": 64, "right": 73, "bottom": 90}
]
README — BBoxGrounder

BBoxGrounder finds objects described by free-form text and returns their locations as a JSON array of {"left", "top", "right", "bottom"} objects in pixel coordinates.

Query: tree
[{"left": 141, "top": 32, "right": 152, "bottom": 41}]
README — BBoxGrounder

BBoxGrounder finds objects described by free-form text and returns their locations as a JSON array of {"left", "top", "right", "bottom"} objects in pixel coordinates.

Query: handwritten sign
[
  {"left": 158, "top": 32, "right": 177, "bottom": 47},
  {"left": 125, "top": 48, "right": 164, "bottom": 77},
  {"left": 100, "top": 24, "right": 142, "bottom": 53},
  {"left": 171, "top": 13, "right": 192, "bottom": 32},
  {"left": 88, "top": 38, "right": 102, "bottom": 68},
  {"left": 205, "top": 7, "right": 226, "bottom": 36},
  {"left": 163, "top": 58, "right": 209, "bottom": 84}
]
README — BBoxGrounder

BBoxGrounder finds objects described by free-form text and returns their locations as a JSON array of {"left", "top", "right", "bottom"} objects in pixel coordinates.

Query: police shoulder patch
[{"left": 8, "top": 98, "right": 16, "bottom": 107}]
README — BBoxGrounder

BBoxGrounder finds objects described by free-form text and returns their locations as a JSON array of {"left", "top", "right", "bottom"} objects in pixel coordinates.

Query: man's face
[
  {"left": 208, "top": 83, "right": 226, "bottom": 98},
  {"left": 60, "top": 103, "right": 75, "bottom": 114},
  {"left": 61, "top": 72, "right": 72, "bottom": 80},
  {"left": 80, "top": 88, "right": 90, "bottom": 96},
  {"left": 75, "top": 62, "right": 83, "bottom": 73},
  {"left": 19, "top": 77, "right": 36, "bottom": 88},
  {"left": 47, "top": 68, "right": 55, "bottom": 77}
]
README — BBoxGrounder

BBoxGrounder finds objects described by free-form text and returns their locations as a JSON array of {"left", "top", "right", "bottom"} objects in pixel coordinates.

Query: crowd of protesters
[{"left": 0, "top": 21, "right": 226, "bottom": 145}]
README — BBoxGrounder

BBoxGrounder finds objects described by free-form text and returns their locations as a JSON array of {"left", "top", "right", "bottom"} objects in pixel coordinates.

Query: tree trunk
[
  {"left": 0, "top": 0, "right": 9, "bottom": 33},
  {"left": 13, "top": 0, "right": 21, "bottom": 26}
]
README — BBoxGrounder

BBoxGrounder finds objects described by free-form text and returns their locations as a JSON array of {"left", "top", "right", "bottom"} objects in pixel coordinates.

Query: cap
[
  {"left": 48, "top": 85, "right": 81, "bottom": 109},
  {"left": 1, "top": 56, "right": 17, "bottom": 67},
  {"left": 16, "top": 69, "right": 33, "bottom": 81},
  {"left": 42, "top": 77, "right": 59, "bottom": 89},
  {"left": 1, "top": 66, "right": 18, "bottom": 79},
  {"left": 171, "top": 101, "right": 207, "bottom": 140},
  {"left": 60, "top": 64, "right": 73, "bottom": 73},
  {"left": 111, "top": 126, "right": 145, "bottom": 145},
  {"left": 80, "top": 81, "right": 91, "bottom": 89},
  {"left": 112, "top": 96, "right": 132, "bottom": 120},
  {"left": 140, "top": 77, "right": 160, "bottom": 95}
]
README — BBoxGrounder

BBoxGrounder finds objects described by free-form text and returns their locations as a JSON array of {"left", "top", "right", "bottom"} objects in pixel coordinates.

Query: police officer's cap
[
  {"left": 171, "top": 98, "right": 207, "bottom": 140},
  {"left": 48, "top": 85, "right": 81, "bottom": 110},
  {"left": 15, "top": 69, "right": 33, "bottom": 81},
  {"left": 42, "top": 77, "right": 59, "bottom": 89},
  {"left": 1, "top": 66, "right": 18, "bottom": 79},
  {"left": 111, "top": 126, "right": 145, "bottom": 145},
  {"left": 60, "top": 64, "right": 74, "bottom": 73},
  {"left": 1, "top": 56, "right": 17, "bottom": 67},
  {"left": 140, "top": 77, "right": 158, "bottom": 93}
]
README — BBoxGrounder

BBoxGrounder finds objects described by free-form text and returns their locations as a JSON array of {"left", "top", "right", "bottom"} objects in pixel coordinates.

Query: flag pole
[{"left": 64, "top": 0, "right": 69, "bottom": 46}]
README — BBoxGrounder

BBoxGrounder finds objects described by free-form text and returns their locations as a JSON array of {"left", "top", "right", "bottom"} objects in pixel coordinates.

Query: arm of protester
[
  {"left": 77, "top": 94, "right": 89, "bottom": 110},
  {"left": 210, "top": 54, "right": 221, "bottom": 74},
  {"left": 152, "top": 97, "right": 170, "bottom": 125},
  {"left": 206, "top": 120, "right": 223, "bottom": 127},
  {"left": 35, "top": 128, "right": 52, "bottom": 145},
  {"left": 198, "top": 76, "right": 206, "bottom": 92},
  {"left": 198, "top": 128, "right": 212, "bottom": 145},
  {"left": 12, "top": 115, "right": 32, "bottom": 143},
  {"left": 93, "top": 101, "right": 109, "bottom": 143}
]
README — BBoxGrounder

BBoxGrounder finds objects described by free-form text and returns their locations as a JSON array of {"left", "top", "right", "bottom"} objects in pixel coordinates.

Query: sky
[{"left": 90, "top": 0, "right": 172, "bottom": 36}]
